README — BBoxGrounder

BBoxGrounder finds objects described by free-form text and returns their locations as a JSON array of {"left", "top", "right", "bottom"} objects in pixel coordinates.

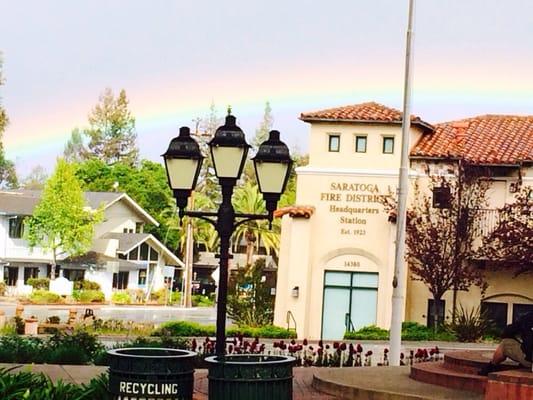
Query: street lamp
[{"left": 163, "top": 112, "right": 292, "bottom": 356}]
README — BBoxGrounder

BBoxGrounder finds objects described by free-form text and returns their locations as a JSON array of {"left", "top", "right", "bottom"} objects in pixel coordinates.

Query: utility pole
[{"left": 389, "top": 0, "right": 416, "bottom": 366}]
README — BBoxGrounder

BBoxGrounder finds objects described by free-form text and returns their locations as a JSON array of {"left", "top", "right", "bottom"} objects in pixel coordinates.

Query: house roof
[
  {"left": 0, "top": 190, "right": 157, "bottom": 225},
  {"left": 62, "top": 251, "right": 139, "bottom": 269},
  {"left": 300, "top": 102, "right": 434, "bottom": 132},
  {"left": 274, "top": 205, "right": 315, "bottom": 219},
  {"left": 410, "top": 115, "right": 533, "bottom": 165},
  {"left": 104, "top": 232, "right": 184, "bottom": 267}
]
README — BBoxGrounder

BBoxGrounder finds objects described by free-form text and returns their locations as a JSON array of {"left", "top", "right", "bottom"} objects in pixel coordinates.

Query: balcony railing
[{"left": 473, "top": 209, "right": 502, "bottom": 238}]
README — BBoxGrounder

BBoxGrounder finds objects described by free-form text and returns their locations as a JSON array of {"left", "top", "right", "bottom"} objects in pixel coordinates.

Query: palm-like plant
[{"left": 232, "top": 182, "right": 281, "bottom": 266}]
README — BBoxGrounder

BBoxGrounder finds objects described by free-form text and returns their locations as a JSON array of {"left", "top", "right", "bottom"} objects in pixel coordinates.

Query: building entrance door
[{"left": 322, "top": 271, "right": 378, "bottom": 340}]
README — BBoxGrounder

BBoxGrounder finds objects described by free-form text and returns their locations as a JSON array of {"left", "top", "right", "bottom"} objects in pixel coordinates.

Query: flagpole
[{"left": 389, "top": 0, "right": 416, "bottom": 366}]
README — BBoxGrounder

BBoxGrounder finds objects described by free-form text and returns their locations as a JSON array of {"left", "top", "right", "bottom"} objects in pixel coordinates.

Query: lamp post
[{"left": 163, "top": 112, "right": 292, "bottom": 356}]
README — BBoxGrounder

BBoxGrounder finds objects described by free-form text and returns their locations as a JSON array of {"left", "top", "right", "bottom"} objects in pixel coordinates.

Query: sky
[{"left": 1, "top": 0, "right": 532, "bottom": 178}]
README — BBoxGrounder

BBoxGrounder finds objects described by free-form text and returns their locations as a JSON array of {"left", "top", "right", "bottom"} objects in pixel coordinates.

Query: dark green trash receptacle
[
  {"left": 205, "top": 354, "right": 295, "bottom": 400},
  {"left": 107, "top": 347, "right": 197, "bottom": 400}
]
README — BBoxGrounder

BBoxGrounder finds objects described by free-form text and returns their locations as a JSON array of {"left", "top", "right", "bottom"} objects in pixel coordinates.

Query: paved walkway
[{"left": 0, "top": 364, "right": 335, "bottom": 399}]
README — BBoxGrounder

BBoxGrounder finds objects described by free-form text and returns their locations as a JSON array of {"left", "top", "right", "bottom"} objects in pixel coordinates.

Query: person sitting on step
[{"left": 479, "top": 311, "right": 532, "bottom": 375}]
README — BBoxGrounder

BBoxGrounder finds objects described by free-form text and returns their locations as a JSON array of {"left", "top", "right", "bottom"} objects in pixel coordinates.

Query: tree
[
  {"left": 26, "top": 159, "right": 103, "bottom": 279},
  {"left": 84, "top": 88, "right": 138, "bottom": 166},
  {"left": 63, "top": 128, "right": 86, "bottom": 163},
  {"left": 0, "top": 55, "right": 17, "bottom": 189},
  {"left": 21, "top": 165, "right": 48, "bottom": 190},
  {"left": 401, "top": 167, "right": 488, "bottom": 330},
  {"left": 232, "top": 182, "right": 281, "bottom": 267},
  {"left": 227, "top": 258, "right": 274, "bottom": 327},
  {"left": 252, "top": 101, "right": 273, "bottom": 149},
  {"left": 481, "top": 185, "right": 532, "bottom": 275}
]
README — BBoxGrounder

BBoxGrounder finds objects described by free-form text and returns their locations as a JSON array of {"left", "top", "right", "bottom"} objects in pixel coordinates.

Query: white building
[{"left": 0, "top": 190, "right": 183, "bottom": 299}]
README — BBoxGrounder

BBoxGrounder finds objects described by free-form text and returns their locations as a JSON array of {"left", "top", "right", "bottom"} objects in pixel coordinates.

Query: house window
[
  {"left": 23, "top": 267, "right": 39, "bottom": 284},
  {"left": 355, "top": 136, "right": 367, "bottom": 153},
  {"left": 328, "top": 135, "right": 340, "bottom": 152},
  {"left": 432, "top": 187, "right": 451, "bottom": 209},
  {"left": 138, "top": 269, "right": 147, "bottom": 285},
  {"left": 4, "top": 267, "right": 18, "bottom": 286},
  {"left": 63, "top": 269, "right": 85, "bottom": 282},
  {"left": 149, "top": 247, "right": 158, "bottom": 261},
  {"left": 46, "top": 265, "right": 61, "bottom": 279},
  {"left": 9, "top": 217, "right": 25, "bottom": 238},
  {"left": 128, "top": 246, "right": 139, "bottom": 260},
  {"left": 123, "top": 227, "right": 134, "bottom": 233},
  {"left": 140, "top": 243, "right": 149, "bottom": 261},
  {"left": 513, "top": 304, "right": 533, "bottom": 322},
  {"left": 382, "top": 137, "right": 394, "bottom": 154},
  {"left": 135, "top": 223, "right": 143, "bottom": 233},
  {"left": 113, "top": 271, "right": 129, "bottom": 289}
]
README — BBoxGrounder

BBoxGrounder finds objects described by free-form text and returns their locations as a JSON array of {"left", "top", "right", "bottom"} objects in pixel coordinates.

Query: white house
[{"left": 0, "top": 190, "right": 184, "bottom": 299}]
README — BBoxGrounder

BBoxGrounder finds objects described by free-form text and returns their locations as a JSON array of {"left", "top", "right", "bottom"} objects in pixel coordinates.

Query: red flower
[
  {"left": 356, "top": 344, "right": 363, "bottom": 353},
  {"left": 303, "top": 339, "right": 308, "bottom": 346},
  {"left": 384, "top": 348, "right": 389, "bottom": 354},
  {"left": 333, "top": 342, "right": 339, "bottom": 349}
]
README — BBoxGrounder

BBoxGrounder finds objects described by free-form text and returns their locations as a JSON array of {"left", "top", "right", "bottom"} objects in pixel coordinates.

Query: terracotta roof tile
[
  {"left": 411, "top": 115, "right": 533, "bottom": 165},
  {"left": 274, "top": 205, "right": 315, "bottom": 219},
  {"left": 300, "top": 102, "right": 434, "bottom": 131}
]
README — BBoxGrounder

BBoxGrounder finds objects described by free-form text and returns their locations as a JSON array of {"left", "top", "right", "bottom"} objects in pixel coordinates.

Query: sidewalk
[{"left": 0, "top": 363, "right": 335, "bottom": 399}]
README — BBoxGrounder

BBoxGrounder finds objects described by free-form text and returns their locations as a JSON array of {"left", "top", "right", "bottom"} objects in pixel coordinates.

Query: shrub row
[
  {"left": 0, "top": 368, "right": 109, "bottom": 399},
  {"left": 344, "top": 322, "right": 457, "bottom": 341},
  {"left": 153, "top": 321, "right": 296, "bottom": 339}
]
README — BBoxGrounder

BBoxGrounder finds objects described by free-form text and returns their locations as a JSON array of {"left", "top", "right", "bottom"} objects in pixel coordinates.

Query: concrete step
[
  {"left": 410, "top": 361, "right": 486, "bottom": 394},
  {"left": 443, "top": 350, "right": 520, "bottom": 375},
  {"left": 313, "top": 366, "right": 483, "bottom": 400}
]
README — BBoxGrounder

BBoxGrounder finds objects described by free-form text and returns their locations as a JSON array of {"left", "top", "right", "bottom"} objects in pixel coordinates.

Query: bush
[
  {"left": 192, "top": 294, "right": 214, "bottom": 307},
  {"left": 73, "top": 289, "right": 105, "bottom": 303},
  {"left": 73, "top": 280, "right": 101, "bottom": 291},
  {"left": 45, "top": 345, "right": 89, "bottom": 364},
  {"left": 111, "top": 291, "right": 131, "bottom": 304},
  {"left": 0, "top": 281, "right": 6, "bottom": 296},
  {"left": 0, "top": 368, "right": 110, "bottom": 399},
  {"left": 344, "top": 325, "right": 389, "bottom": 340},
  {"left": 26, "top": 277, "right": 50, "bottom": 290},
  {"left": 401, "top": 321, "right": 433, "bottom": 341},
  {"left": 226, "top": 325, "right": 296, "bottom": 339},
  {"left": 448, "top": 305, "right": 493, "bottom": 342},
  {"left": 29, "top": 289, "right": 62, "bottom": 304},
  {"left": 154, "top": 321, "right": 215, "bottom": 337},
  {"left": 0, "top": 335, "right": 45, "bottom": 363}
]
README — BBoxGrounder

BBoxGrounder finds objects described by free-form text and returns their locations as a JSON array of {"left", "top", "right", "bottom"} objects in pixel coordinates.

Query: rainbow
[{"left": 4, "top": 61, "right": 532, "bottom": 166}]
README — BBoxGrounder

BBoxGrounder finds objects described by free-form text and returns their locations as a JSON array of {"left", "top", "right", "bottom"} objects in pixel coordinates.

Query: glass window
[
  {"left": 383, "top": 137, "right": 394, "bottom": 154},
  {"left": 113, "top": 271, "right": 129, "bottom": 289},
  {"left": 118, "top": 253, "right": 126, "bottom": 260},
  {"left": 23, "top": 267, "right": 39, "bottom": 284},
  {"left": 9, "top": 217, "right": 24, "bottom": 238},
  {"left": 149, "top": 247, "right": 158, "bottom": 261},
  {"left": 4, "top": 267, "right": 18, "bottom": 286},
  {"left": 135, "top": 223, "right": 143, "bottom": 233},
  {"left": 140, "top": 243, "right": 149, "bottom": 261},
  {"left": 128, "top": 246, "right": 139, "bottom": 260},
  {"left": 324, "top": 271, "right": 351, "bottom": 286},
  {"left": 138, "top": 269, "right": 147, "bottom": 285},
  {"left": 481, "top": 301, "right": 508, "bottom": 335},
  {"left": 63, "top": 269, "right": 85, "bottom": 282},
  {"left": 427, "top": 299, "right": 445, "bottom": 329},
  {"left": 355, "top": 136, "right": 367, "bottom": 153},
  {"left": 432, "top": 187, "right": 451, "bottom": 209},
  {"left": 328, "top": 135, "right": 340, "bottom": 152}
]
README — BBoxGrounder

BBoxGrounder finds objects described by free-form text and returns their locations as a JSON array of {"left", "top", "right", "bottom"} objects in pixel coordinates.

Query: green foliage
[
  {"left": 26, "top": 277, "right": 50, "bottom": 290},
  {"left": 83, "top": 88, "right": 138, "bottom": 166},
  {"left": 0, "top": 368, "right": 110, "bottom": 399},
  {"left": 21, "top": 165, "right": 48, "bottom": 190},
  {"left": 0, "top": 336, "right": 45, "bottom": 363},
  {"left": 226, "top": 325, "right": 296, "bottom": 339},
  {"left": 344, "top": 322, "right": 457, "bottom": 341},
  {"left": 192, "top": 294, "right": 214, "bottom": 307},
  {"left": 73, "top": 280, "right": 101, "bottom": 290},
  {"left": 25, "top": 159, "right": 103, "bottom": 276},
  {"left": 227, "top": 258, "right": 274, "bottom": 327},
  {"left": 344, "top": 325, "right": 389, "bottom": 340},
  {"left": 155, "top": 321, "right": 216, "bottom": 337},
  {"left": 29, "top": 289, "right": 63, "bottom": 304},
  {"left": 63, "top": 128, "right": 85, "bottom": 163},
  {"left": 72, "top": 289, "right": 105, "bottom": 303},
  {"left": 111, "top": 291, "right": 131, "bottom": 304},
  {"left": 0, "top": 56, "right": 18, "bottom": 189},
  {"left": 448, "top": 305, "right": 493, "bottom": 342},
  {"left": 0, "top": 281, "right": 5, "bottom": 296}
]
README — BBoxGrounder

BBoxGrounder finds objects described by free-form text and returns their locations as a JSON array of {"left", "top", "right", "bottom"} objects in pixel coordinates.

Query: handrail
[
  {"left": 286, "top": 310, "right": 297, "bottom": 333},
  {"left": 345, "top": 313, "right": 355, "bottom": 333}
]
